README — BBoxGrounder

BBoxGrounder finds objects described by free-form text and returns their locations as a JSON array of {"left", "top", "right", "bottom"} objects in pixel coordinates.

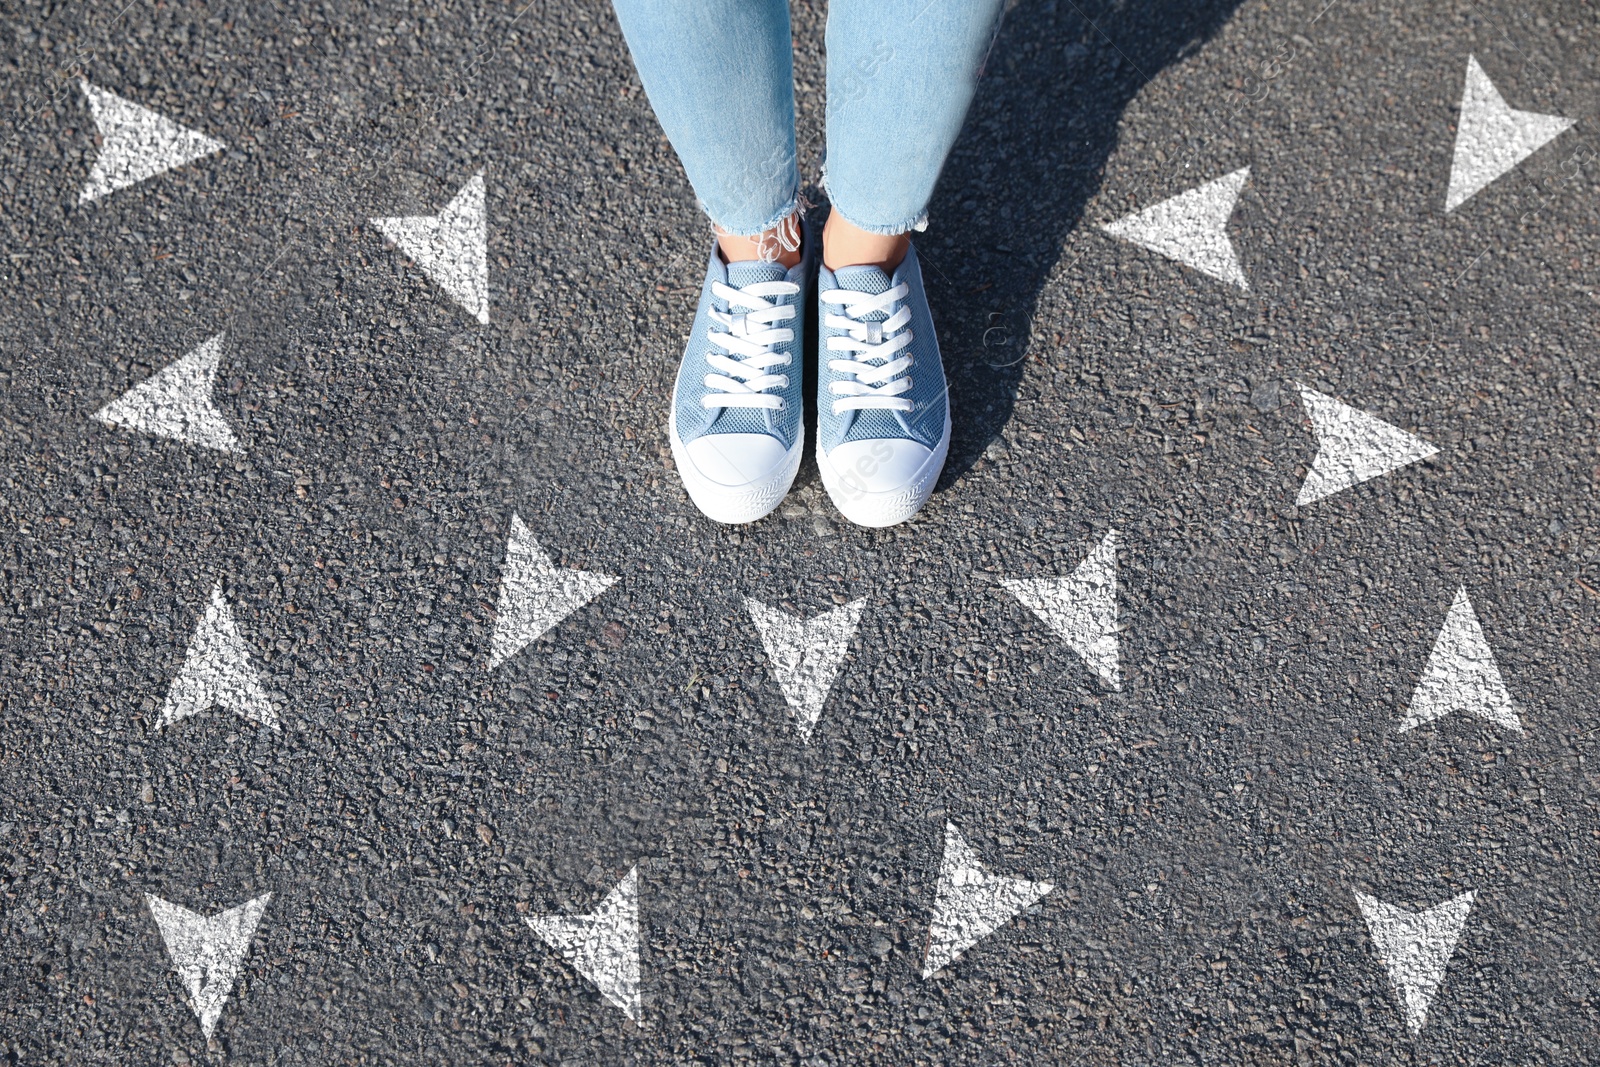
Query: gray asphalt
[{"left": 2, "top": 0, "right": 1598, "bottom": 1062}]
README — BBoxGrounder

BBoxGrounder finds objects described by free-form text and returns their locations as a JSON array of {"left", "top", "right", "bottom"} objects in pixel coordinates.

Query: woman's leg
[
  {"left": 822, "top": 0, "right": 1007, "bottom": 268},
  {"left": 811, "top": 0, "right": 1006, "bottom": 526},
  {"left": 610, "top": 0, "right": 803, "bottom": 264},
  {"left": 614, "top": 0, "right": 812, "bottom": 524}
]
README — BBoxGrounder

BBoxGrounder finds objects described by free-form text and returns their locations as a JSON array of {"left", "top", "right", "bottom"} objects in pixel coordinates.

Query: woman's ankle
[
  {"left": 822, "top": 209, "right": 909, "bottom": 273},
  {"left": 715, "top": 211, "right": 803, "bottom": 268}
]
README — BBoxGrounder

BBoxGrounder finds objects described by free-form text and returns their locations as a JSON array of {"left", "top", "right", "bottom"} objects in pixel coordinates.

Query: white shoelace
[
  {"left": 702, "top": 278, "right": 799, "bottom": 411},
  {"left": 819, "top": 282, "right": 915, "bottom": 414}
]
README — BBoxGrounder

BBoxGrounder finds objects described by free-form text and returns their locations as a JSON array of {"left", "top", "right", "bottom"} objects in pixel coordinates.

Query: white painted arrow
[
  {"left": 1002, "top": 529, "right": 1120, "bottom": 689},
  {"left": 1295, "top": 384, "right": 1438, "bottom": 505},
  {"left": 923, "top": 823, "right": 1053, "bottom": 979},
  {"left": 489, "top": 514, "right": 616, "bottom": 668},
  {"left": 1400, "top": 587, "right": 1522, "bottom": 734},
  {"left": 160, "top": 582, "right": 276, "bottom": 729},
  {"left": 95, "top": 333, "right": 239, "bottom": 453},
  {"left": 79, "top": 81, "right": 226, "bottom": 202},
  {"left": 1101, "top": 167, "right": 1251, "bottom": 289},
  {"left": 1355, "top": 889, "right": 1475, "bottom": 1034},
  {"left": 526, "top": 866, "right": 641, "bottom": 1022},
  {"left": 147, "top": 892, "right": 272, "bottom": 1039},
  {"left": 1445, "top": 55, "right": 1572, "bottom": 213},
  {"left": 371, "top": 170, "right": 490, "bottom": 323},
  {"left": 745, "top": 596, "right": 865, "bottom": 742}
]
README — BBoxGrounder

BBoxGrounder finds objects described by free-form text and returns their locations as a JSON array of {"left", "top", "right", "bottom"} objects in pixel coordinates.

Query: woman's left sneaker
[{"left": 815, "top": 242, "right": 950, "bottom": 527}]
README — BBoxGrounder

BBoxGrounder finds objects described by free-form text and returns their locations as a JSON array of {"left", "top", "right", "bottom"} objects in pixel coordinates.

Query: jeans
[{"left": 610, "top": 0, "right": 1008, "bottom": 237}]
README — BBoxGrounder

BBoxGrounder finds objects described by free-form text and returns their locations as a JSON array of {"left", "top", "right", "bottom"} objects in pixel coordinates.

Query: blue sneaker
[
  {"left": 667, "top": 223, "right": 813, "bottom": 524},
  {"left": 815, "top": 241, "right": 950, "bottom": 527}
]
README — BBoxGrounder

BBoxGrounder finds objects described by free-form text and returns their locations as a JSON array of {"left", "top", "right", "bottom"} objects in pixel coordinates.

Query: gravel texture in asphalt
[{"left": 1, "top": 0, "right": 1598, "bottom": 1062}]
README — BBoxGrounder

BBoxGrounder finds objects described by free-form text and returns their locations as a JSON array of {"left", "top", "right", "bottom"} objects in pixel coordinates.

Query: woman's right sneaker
[
  {"left": 667, "top": 223, "right": 813, "bottom": 524},
  {"left": 815, "top": 241, "right": 951, "bottom": 527}
]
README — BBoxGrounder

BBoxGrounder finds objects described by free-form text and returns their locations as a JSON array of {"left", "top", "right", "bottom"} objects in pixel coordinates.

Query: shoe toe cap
[
  {"left": 824, "top": 438, "right": 934, "bottom": 493},
  {"left": 683, "top": 433, "right": 791, "bottom": 487}
]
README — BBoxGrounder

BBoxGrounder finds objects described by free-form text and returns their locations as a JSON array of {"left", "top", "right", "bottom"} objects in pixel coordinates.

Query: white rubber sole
[
  {"left": 668, "top": 407, "right": 803, "bottom": 525},
  {"left": 817, "top": 412, "right": 952, "bottom": 528}
]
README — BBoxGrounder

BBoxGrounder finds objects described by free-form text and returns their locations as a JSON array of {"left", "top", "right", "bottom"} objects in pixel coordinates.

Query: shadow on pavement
[{"left": 925, "top": 0, "right": 1247, "bottom": 490}]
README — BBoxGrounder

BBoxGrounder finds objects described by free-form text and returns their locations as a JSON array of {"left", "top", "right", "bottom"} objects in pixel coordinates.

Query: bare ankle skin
[
  {"left": 716, "top": 210, "right": 803, "bottom": 268},
  {"left": 822, "top": 210, "right": 909, "bottom": 273}
]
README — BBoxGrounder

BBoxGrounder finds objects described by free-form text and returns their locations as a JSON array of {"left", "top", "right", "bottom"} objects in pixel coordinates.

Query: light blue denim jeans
[{"left": 610, "top": 0, "right": 1008, "bottom": 237}]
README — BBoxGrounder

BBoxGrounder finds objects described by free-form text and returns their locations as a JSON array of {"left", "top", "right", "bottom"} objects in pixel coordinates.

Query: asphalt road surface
[{"left": 2, "top": 0, "right": 1598, "bottom": 1063}]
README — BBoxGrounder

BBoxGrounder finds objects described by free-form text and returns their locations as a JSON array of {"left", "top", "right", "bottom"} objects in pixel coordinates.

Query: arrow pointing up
[
  {"left": 1445, "top": 55, "right": 1572, "bottom": 212},
  {"left": 1101, "top": 168, "right": 1251, "bottom": 289},
  {"left": 489, "top": 514, "right": 616, "bottom": 668},
  {"left": 1002, "top": 529, "right": 1121, "bottom": 689},
  {"left": 95, "top": 333, "right": 240, "bottom": 453},
  {"left": 1295, "top": 385, "right": 1439, "bottom": 504},
  {"left": 1400, "top": 587, "right": 1522, "bottom": 734},
  {"left": 745, "top": 596, "right": 866, "bottom": 742},
  {"left": 371, "top": 170, "right": 490, "bottom": 323},
  {"left": 923, "top": 823, "right": 1053, "bottom": 978},
  {"left": 526, "top": 866, "right": 642, "bottom": 1022},
  {"left": 79, "top": 81, "right": 227, "bottom": 202},
  {"left": 147, "top": 892, "right": 273, "bottom": 1039},
  {"left": 160, "top": 582, "right": 276, "bottom": 729},
  {"left": 1355, "top": 889, "right": 1475, "bottom": 1034}
]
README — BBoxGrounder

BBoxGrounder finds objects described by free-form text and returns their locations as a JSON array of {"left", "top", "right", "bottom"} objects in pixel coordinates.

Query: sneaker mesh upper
[
  {"left": 671, "top": 241, "right": 808, "bottom": 447},
  {"left": 818, "top": 245, "right": 947, "bottom": 449}
]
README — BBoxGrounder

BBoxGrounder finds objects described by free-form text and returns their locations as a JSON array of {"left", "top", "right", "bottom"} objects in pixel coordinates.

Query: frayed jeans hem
[
  {"left": 703, "top": 194, "right": 807, "bottom": 239},
  {"left": 818, "top": 170, "right": 928, "bottom": 236}
]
